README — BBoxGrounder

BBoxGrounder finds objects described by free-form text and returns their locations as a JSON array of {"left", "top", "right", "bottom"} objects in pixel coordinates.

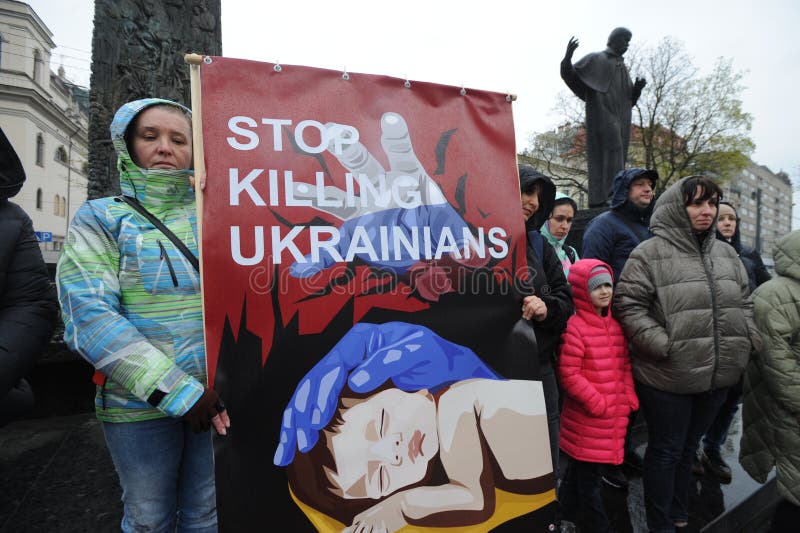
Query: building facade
[
  {"left": 0, "top": 0, "right": 88, "bottom": 264},
  {"left": 719, "top": 163, "right": 794, "bottom": 269}
]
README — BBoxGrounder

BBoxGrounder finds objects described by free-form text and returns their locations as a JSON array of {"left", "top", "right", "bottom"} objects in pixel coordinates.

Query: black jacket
[
  {"left": 520, "top": 168, "right": 574, "bottom": 367},
  {"left": 0, "top": 127, "right": 57, "bottom": 425},
  {"left": 715, "top": 225, "right": 771, "bottom": 293},
  {"left": 581, "top": 168, "right": 657, "bottom": 283}
]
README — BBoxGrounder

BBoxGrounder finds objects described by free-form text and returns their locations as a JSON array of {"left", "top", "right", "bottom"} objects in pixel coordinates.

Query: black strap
[
  {"left": 119, "top": 195, "right": 200, "bottom": 272},
  {"left": 565, "top": 245, "right": 577, "bottom": 263}
]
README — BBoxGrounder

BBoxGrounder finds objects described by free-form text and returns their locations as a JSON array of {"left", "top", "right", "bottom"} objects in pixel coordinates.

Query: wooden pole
[{"left": 185, "top": 53, "right": 209, "bottom": 371}]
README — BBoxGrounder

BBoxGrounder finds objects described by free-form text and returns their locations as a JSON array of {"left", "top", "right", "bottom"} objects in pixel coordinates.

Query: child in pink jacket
[{"left": 558, "top": 259, "right": 638, "bottom": 533}]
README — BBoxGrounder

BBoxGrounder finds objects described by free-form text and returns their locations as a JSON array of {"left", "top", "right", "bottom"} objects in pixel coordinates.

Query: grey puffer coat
[
  {"left": 613, "top": 176, "right": 761, "bottom": 394},
  {"left": 740, "top": 230, "right": 800, "bottom": 505}
]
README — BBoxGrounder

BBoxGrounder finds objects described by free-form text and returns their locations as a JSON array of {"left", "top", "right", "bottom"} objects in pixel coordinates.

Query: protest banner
[{"left": 187, "top": 54, "right": 555, "bottom": 531}]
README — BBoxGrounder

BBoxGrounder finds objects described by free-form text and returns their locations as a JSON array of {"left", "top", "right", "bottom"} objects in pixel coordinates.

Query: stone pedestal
[{"left": 565, "top": 206, "right": 609, "bottom": 255}]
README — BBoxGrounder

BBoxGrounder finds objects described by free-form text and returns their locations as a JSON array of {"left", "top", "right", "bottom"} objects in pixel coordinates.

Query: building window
[
  {"left": 55, "top": 145, "right": 68, "bottom": 163},
  {"left": 36, "top": 133, "right": 44, "bottom": 166},
  {"left": 53, "top": 194, "right": 60, "bottom": 215},
  {"left": 36, "top": 188, "right": 42, "bottom": 210},
  {"left": 33, "top": 49, "right": 43, "bottom": 83},
  {"left": 61, "top": 196, "right": 66, "bottom": 216}
]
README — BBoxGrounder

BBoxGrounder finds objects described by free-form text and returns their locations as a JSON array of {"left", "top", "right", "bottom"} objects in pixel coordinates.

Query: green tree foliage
[{"left": 626, "top": 36, "right": 754, "bottom": 193}]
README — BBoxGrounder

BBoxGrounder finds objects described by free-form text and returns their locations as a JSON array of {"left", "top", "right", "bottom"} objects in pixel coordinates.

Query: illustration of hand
[
  {"left": 343, "top": 493, "right": 408, "bottom": 533},
  {"left": 289, "top": 112, "right": 482, "bottom": 278},
  {"left": 273, "top": 321, "right": 499, "bottom": 467}
]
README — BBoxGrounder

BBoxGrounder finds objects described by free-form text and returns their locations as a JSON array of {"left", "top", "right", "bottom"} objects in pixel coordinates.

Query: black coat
[
  {"left": 521, "top": 171, "right": 574, "bottom": 368},
  {"left": 715, "top": 226, "right": 771, "bottom": 293},
  {"left": 0, "top": 127, "right": 57, "bottom": 424}
]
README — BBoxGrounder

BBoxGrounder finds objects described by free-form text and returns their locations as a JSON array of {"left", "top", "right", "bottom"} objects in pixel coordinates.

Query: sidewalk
[
  {"left": 0, "top": 413, "right": 121, "bottom": 533},
  {"left": 0, "top": 358, "right": 779, "bottom": 532}
]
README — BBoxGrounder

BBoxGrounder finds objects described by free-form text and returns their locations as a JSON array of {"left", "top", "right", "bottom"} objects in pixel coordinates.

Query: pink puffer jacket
[{"left": 558, "top": 258, "right": 638, "bottom": 465}]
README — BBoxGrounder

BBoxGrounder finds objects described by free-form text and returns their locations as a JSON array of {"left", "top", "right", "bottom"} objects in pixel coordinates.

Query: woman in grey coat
[{"left": 613, "top": 175, "right": 761, "bottom": 533}]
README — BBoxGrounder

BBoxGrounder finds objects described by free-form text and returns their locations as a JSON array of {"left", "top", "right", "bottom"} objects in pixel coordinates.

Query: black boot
[
  {"left": 601, "top": 464, "right": 628, "bottom": 490},
  {"left": 700, "top": 448, "right": 732, "bottom": 483}
]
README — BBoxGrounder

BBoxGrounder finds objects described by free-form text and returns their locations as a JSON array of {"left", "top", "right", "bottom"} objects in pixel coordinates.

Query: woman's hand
[
  {"left": 189, "top": 170, "right": 206, "bottom": 191},
  {"left": 522, "top": 295, "right": 548, "bottom": 321}
]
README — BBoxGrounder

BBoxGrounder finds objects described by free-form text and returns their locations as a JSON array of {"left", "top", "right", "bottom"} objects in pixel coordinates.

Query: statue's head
[{"left": 607, "top": 27, "right": 632, "bottom": 55}]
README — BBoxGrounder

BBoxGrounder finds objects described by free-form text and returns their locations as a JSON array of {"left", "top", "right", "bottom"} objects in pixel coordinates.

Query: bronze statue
[{"left": 561, "top": 27, "right": 646, "bottom": 207}]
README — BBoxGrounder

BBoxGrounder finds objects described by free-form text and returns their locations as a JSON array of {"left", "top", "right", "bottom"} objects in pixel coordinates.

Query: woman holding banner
[
  {"left": 518, "top": 164, "right": 574, "bottom": 479},
  {"left": 57, "top": 98, "right": 229, "bottom": 532}
]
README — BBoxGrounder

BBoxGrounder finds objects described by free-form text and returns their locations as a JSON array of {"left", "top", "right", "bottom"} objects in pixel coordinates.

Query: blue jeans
[
  {"left": 103, "top": 417, "right": 217, "bottom": 532},
  {"left": 560, "top": 454, "right": 613, "bottom": 533},
  {"left": 637, "top": 383, "right": 728, "bottom": 533}
]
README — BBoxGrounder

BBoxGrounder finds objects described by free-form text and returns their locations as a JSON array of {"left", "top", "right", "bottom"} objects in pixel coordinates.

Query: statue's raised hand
[
  {"left": 565, "top": 37, "right": 580, "bottom": 61},
  {"left": 634, "top": 77, "right": 647, "bottom": 90}
]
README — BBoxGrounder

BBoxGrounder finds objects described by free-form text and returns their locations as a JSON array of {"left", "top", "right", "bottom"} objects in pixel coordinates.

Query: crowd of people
[
  {"left": 3, "top": 95, "right": 798, "bottom": 533},
  {"left": 517, "top": 163, "right": 799, "bottom": 533}
]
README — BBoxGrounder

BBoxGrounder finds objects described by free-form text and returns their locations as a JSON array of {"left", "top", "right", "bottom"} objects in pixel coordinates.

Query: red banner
[{"left": 199, "top": 56, "right": 554, "bottom": 531}]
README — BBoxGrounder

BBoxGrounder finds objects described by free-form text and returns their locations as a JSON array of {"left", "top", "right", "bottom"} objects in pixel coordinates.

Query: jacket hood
[
  {"left": 650, "top": 176, "right": 717, "bottom": 255},
  {"left": 609, "top": 168, "right": 658, "bottom": 211},
  {"left": 773, "top": 229, "right": 800, "bottom": 282},
  {"left": 111, "top": 98, "right": 194, "bottom": 208},
  {"left": 714, "top": 201, "right": 742, "bottom": 253},
  {"left": 519, "top": 165, "right": 556, "bottom": 230},
  {"left": 0, "top": 127, "right": 26, "bottom": 199},
  {"left": 567, "top": 258, "right": 615, "bottom": 316}
]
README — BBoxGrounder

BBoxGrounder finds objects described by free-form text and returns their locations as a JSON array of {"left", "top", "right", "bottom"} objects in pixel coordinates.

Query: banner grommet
[{"left": 203, "top": 56, "right": 212, "bottom": 64}]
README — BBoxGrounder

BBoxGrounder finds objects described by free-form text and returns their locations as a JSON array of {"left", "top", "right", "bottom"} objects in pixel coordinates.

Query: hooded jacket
[
  {"left": 558, "top": 259, "right": 637, "bottom": 465},
  {"left": 581, "top": 168, "right": 656, "bottom": 283},
  {"left": 518, "top": 166, "right": 574, "bottom": 367},
  {"left": 740, "top": 230, "right": 800, "bottom": 505},
  {"left": 715, "top": 203, "right": 771, "bottom": 292},
  {"left": 541, "top": 192, "right": 580, "bottom": 279},
  {"left": 612, "top": 176, "right": 762, "bottom": 394},
  {"left": 56, "top": 99, "right": 205, "bottom": 423},
  {"left": 0, "top": 127, "right": 57, "bottom": 424}
]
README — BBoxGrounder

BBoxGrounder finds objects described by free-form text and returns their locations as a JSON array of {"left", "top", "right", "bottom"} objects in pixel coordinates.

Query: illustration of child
[
  {"left": 557, "top": 259, "right": 638, "bottom": 533},
  {"left": 287, "top": 377, "right": 554, "bottom": 532}
]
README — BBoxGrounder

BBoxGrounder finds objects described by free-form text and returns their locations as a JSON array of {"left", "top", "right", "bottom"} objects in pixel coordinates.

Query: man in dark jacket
[
  {"left": 581, "top": 167, "right": 658, "bottom": 488},
  {"left": 582, "top": 167, "right": 658, "bottom": 283},
  {"left": 518, "top": 165, "right": 575, "bottom": 480},
  {"left": 0, "top": 127, "right": 57, "bottom": 426},
  {"left": 695, "top": 201, "right": 771, "bottom": 482}
]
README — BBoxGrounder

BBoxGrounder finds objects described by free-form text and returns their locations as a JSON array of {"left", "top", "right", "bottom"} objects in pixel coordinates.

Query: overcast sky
[{"left": 26, "top": 0, "right": 800, "bottom": 226}]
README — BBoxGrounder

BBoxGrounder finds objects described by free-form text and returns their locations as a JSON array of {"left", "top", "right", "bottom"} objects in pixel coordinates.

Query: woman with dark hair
[
  {"left": 613, "top": 175, "right": 761, "bottom": 533},
  {"left": 57, "top": 98, "right": 230, "bottom": 532},
  {"left": 541, "top": 192, "right": 580, "bottom": 279},
  {"left": 518, "top": 164, "right": 574, "bottom": 478}
]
